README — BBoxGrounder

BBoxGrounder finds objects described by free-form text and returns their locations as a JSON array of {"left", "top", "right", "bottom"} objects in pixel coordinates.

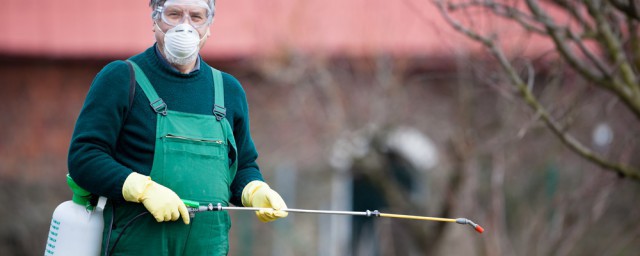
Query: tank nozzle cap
[{"left": 66, "top": 174, "right": 93, "bottom": 209}]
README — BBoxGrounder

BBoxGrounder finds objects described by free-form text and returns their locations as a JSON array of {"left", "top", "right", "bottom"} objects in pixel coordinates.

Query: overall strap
[
  {"left": 211, "top": 67, "right": 226, "bottom": 121},
  {"left": 126, "top": 60, "right": 167, "bottom": 116}
]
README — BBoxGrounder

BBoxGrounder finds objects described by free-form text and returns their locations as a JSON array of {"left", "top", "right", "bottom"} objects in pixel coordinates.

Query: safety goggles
[{"left": 156, "top": 0, "right": 214, "bottom": 28}]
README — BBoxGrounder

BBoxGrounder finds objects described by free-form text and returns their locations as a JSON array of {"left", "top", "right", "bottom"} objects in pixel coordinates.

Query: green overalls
[{"left": 103, "top": 60, "right": 238, "bottom": 255}]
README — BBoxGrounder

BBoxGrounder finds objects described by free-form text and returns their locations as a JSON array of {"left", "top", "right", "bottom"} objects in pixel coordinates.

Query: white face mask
[{"left": 159, "top": 23, "right": 205, "bottom": 65}]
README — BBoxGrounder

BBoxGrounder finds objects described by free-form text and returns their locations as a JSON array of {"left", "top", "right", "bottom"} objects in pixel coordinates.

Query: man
[{"left": 68, "top": 0, "right": 288, "bottom": 255}]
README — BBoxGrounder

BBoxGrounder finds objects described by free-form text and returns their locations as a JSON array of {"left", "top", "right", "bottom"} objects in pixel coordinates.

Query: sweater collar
[{"left": 154, "top": 43, "right": 201, "bottom": 75}]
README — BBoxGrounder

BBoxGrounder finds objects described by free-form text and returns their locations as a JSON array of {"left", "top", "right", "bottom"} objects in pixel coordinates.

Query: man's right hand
[{"left": 122, "top": 172, "right": 190, "bottom": 224}]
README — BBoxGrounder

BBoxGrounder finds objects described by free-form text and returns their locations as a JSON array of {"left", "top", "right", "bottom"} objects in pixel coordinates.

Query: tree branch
[
  {"left": 527, "top": 0, "right": 640, "bottom": 120},
  {"left": 525, "top": 0, "right": 607, "bottom": 84},
  {"left": 566, "top": 29, "right": 612, "bottom": 78},
  {"left": 584, "top": 0, "right": 640, "bottom": 94},
  {"left": 455, "top": 1, "right": 547, "bottom": 34},
  {"left": 436, "top": 0, "right": 640, "bottom": 180},
  {"left": 491, "top": 39, "right": 640, "bottom": 180},
  {"left": 631, "top": 20, "right": 640, "bottom": 73},
  {"left": 550, "top": 0, "right": 596, "bottom": 31},
  {"left": 607, "top": 0, "right": 640, "bottom": 20}
]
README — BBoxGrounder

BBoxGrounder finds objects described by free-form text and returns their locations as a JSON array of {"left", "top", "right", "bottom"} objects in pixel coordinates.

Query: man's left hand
[{"left": 241, "top": 181, "right": 288, "bottom": 222}]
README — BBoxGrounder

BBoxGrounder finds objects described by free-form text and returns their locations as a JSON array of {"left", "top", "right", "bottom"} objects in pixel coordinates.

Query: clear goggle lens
[{"left": 157, "top": 2, "right": 213, "bottom": 28}]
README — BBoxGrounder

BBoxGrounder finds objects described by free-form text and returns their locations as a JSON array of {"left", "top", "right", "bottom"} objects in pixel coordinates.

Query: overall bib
[{"left": 103, "top": 60, "right": 238, "bottom": 256}]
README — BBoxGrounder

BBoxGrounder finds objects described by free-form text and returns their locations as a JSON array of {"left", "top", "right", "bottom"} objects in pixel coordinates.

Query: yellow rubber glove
[
  {"left": 122, "top": 172, "right": 190, "bottom": 224},
  {"left": 241, "top": 181, "right": 288, "bottom": 222}
]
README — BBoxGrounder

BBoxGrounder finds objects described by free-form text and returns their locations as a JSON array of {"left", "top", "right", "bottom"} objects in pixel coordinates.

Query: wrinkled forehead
[{"left": 164, "top": 0, "right": 211, "bottom": 8}]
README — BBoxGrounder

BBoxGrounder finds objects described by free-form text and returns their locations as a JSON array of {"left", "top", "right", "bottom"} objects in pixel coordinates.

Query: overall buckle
[
  {"left": 213, "top": 104, "right": 226, "bottom": 121},
  {"left": 150, "top": 98, "right": 168, "bottom": 116}
]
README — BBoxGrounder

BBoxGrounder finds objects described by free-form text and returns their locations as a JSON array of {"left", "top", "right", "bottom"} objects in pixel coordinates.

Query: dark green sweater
[{"left": 68, "top": 45, "right": 263, "bottom": 206}]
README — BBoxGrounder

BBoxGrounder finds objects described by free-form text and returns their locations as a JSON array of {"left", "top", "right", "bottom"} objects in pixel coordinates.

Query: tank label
[{"left": 45, "top": 219, "right": 61, "bottom": 255}]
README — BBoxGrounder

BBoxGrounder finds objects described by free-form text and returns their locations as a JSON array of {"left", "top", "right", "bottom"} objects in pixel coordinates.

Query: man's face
[{"left": 153, "top": 0, "right": 212, "bottom": 54}]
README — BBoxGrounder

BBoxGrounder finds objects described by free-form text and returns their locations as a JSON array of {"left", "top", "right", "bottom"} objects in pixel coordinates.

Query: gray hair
[{"left": 149, "top": 0, "right": 215, "bottom": 20}]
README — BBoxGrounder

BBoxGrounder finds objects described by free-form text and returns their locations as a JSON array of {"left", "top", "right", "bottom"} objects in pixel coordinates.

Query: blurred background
[{"left": 1, "top": 0, "right": 640, "bottom": 255}]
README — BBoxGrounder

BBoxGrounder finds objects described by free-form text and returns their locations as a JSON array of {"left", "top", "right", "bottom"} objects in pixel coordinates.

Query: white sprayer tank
[{"left": 45, "top": 174, "right": 104, "bottom": 256}]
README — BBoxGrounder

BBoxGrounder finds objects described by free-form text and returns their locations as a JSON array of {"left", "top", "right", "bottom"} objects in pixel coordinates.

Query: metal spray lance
[{"left": 182, "top": 200, "right": 485, "bottom": 234}]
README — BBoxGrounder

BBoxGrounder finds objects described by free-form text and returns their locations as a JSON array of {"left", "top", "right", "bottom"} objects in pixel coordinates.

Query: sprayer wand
[{"left": 182, "top": 200, "right": 484, "bottom": 234}]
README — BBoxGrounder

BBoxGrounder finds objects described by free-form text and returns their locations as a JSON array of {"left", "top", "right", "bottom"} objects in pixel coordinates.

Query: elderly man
[{"left": 68, "top": 0, "right": 287, "bottom": 255}]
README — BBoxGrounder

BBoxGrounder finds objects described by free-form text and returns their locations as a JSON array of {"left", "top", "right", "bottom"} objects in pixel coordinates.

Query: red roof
[{"left": 0, "top": 0, "right": 551, "bottom": 59}]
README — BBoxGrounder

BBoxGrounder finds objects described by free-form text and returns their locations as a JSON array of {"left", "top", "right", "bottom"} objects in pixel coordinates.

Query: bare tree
[{"left": 435, "top": 0, "right": 640, "bottom": 180}]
